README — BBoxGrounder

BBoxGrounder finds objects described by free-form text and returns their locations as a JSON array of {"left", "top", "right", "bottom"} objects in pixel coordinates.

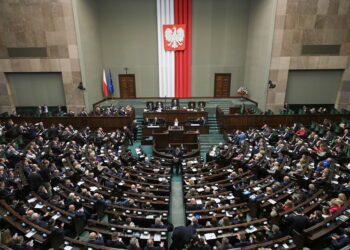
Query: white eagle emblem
[{"left": 165, "top": 27, "right": 185, "bottom": 49}]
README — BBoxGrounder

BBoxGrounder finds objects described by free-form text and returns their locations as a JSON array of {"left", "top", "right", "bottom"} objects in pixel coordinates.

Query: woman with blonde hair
[
  {"left": 337, "top": 193, "right": 347, "bottom": 205},
  {"left": 329, "top": 199, "right": 341, "bottom": 214},
  {"left": 219, "top": 216, "right": 232, "bottom": 227},
  {"left": 282, "top": 200, "right": 293, "bottom": 211},
  {"left": 188, "top": 178, "right": 195, "bottom": 186},
  {"left": 266, "top": 187, "right": 273, "bottom": 196}
]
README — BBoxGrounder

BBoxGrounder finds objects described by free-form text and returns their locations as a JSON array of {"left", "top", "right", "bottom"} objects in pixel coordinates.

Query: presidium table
[{"left": 143, "top": 109, "right": 208, "bottom": 122}]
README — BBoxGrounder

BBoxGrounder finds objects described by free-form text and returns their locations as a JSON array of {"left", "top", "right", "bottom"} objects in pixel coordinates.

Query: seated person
[
  {"left": 188, "top": 101, "right": 196, "bottom": 110},
  {"left": 197, "top": 101, "right": 206, "bottom": 110},
  {"left": 155, "top": 101, "right": 164, "bottom": 111},
  {"left": 196, "top": 116, "right": 207, "bottom": 125},
  {"left": 186, "top": 198, "right": 203, "bottom": 211},
  {"left": 146, "top": 101, "right": 154, "bottom": 111},
  {"left": 331, "top": 228, "right": 350, "bottom": 248},
  {"left": 151, "top": 117, "right": 164, "bottom": 126},
  {"left": 171, "top": 99, "right": 180, "bottom": 109},
  {"left": 88, "top": 232, "right": 104, "bottom": 245},
  {"left": 106, "top": 232, "right": 126, "bottom": 248},
  {"left": 143, "top": 118, "right": 151, "bottom": 126}
]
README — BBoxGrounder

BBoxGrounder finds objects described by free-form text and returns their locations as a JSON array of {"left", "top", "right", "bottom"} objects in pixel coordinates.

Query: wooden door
[
  {"left": 119, "top": 74, "right": 136, "bottom": 98},
  {"left": 214, "top": 73, "right": 231, "bottom": 97}
]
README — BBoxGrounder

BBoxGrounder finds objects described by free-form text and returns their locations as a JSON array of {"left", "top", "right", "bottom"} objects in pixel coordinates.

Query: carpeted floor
[{"left": 169, "top": 174, "right": 185, "bottom": 227}]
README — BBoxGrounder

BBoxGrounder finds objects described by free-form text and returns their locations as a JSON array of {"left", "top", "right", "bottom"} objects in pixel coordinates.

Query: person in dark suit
[
  {"left": 146, "top": 102, "right": 154, "bottom": 111},
  {"left": 308, "top": 210, "right": 323, "bottom": 227},
  {"left": 169, "top": 225, "right": 196, "bottom": 250},
  {"left": 0, "top": 181, "right": 13, "bottom": 201},
  {"left": 88, "top": 232, "right": 104, "bottom": 245},
  {"left": 172, "top": 147, "right": 183, "bottom": 175},
  {"left": 152, "top": 117, "right": 160, "bottom": 126},
  {"left": 127, "top": 237, "right": 142, "bottom": 250},
  {"left": 155, "top": 102, "right": 163, "bottom": 111},
  {"left": 123, "top": 126, "right": 133, "bottom": 146},
  {"left": 31, "top": 213, "right": 49, "bottom": 229},
  {"left": 27, "top": 167, "right": 43, "bottom": 191},
  {"left": 144, "top": 239, "right": 166, "bottom": 250},
  {"left": 215, "top": 237, "right": 233, "bottom": 250},
  {"left": 186, "top": 198, "right": 203, "bottom": 211},
  {"left": 197, "top": 101, "right": 205, "bottom": 110},
  {"left": 233, "top": 233, "right": 250, "bottom": 247},
  {"left": 331, "top": 228, "right": 350, "bottom": 248},
  {"left": 151, "top": 217, "right": 167, "bottom": 229},
  {"left": 106, "top": 232, "right": 126, "bottom": 248},
  {"left": 266, "top": 224, "right": 284, "bottom": 240},
  {"left": 8, "top": 235, "right": 34, "bottom": 250},
  {"left": 283, "top": 102, "right": 289, "bottom": 114},
  {"left": 285, "top": 209, "right": 309, "bottom": 233},
  {"left": 188, "top": 102, "right": 196, "bottom": 110},
  {"left": 131, "top": 120, "right": 138, "bottom": 141},
  {"left": 171, "top": 99, "right": 180, "bottom": 109},
  {"left": 143, "top": 118, "right": 151, "bottom": 126}
]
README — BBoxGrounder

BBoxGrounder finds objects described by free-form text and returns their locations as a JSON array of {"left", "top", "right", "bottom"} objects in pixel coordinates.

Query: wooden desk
[
  {"left": 142, "top": 124, "right": 209, "bottom": 136},
  {"left": 0, "top": 112, "right": 135, "bottom": 132},
  {"left": 143, "top": 110, "right": 208, "bottom": 123},
  {"left": 216, "top": 107, "right": 350, "bottom": 132},
  {"left": 153, "top": 128, "right": 199, "bottom": 148},
  {"left": 152, "top": 126, "right": 200, "bottom": 158}
]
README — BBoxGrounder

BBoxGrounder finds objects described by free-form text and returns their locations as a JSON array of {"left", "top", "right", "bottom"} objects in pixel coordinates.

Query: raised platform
[{"left": 95, "top": 97, "right": 256, "bottom": 115}]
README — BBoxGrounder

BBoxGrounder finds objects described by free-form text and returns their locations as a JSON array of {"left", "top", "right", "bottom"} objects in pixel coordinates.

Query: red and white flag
[
  {"left": 102, "top": 69, "right": 108, "bottom": 97},
  {"left": 157, "top": 0, "right": 192, "bottom": 98}
]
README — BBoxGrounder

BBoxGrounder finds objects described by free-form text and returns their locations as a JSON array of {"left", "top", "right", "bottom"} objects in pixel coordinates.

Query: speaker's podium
[
  {"left": 152, "top": 126, "right": 199, "bottom": 158},
  {"left": 168, "top": 125, "right": 184, "bottom": 143}
]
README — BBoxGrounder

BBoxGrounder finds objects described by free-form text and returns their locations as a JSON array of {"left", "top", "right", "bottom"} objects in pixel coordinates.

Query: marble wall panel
[
  {"left": 0, "top": 0, "right": 84, "bottom": 113},
  {"left": 267, "top": 0, "right": 350, "bottom": 112}
]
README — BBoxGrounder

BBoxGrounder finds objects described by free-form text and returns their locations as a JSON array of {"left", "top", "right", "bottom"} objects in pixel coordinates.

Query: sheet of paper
[
  {"left": 154, "top": 234, "right": 161, "bottom": 241},
  {"left": 52, "top": 214, "right": 61, "bottom": 220},
  {"left": 268, "top": 199, "right": 276, "bottom": 205},
  {"left": 140, "top": 233, "right": 151, "bottom": 239},
  {"left": 25, "top": 231, "right": 36, "bottom": 238},
  {"left": 34, "top": 204, "right": 44, "bottom": 209},
  {"left": 213, "top": 198, "right": 221, "bottom": 203},
  {"left": 226, "top": 211, "right": 233, "bottom": 217},
  {"left": 245, "top": 226, "right": 257, "bottom": 233},
  {"left": 204, "top": 233, "right": 216, "bottom": 240},
  {"left": 28, "top": 198, "right": 37, "bottom": 203}
]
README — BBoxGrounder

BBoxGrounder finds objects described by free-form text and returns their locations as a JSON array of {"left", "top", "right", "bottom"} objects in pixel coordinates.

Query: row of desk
[
  {"left": 142, "top": 124, "right": 209, "bottom": 136},
  {"left": 143, "top": 110, "right": 208, "bottom": 123}
]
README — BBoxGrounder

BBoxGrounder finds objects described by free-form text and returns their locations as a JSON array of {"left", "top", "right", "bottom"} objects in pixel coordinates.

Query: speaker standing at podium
[{"left": 174, "top": 118, "right": 179, "bottom": 127}]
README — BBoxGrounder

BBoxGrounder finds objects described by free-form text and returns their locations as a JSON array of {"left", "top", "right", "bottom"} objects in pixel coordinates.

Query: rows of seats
[
  {"left": 0, "top": 120, "right": 170, "bottom": 249},
  {"left": 178, "top": 119, "right": 350, "bottom": 249},
  {"left": 1, "top": 114, "right": 350, "bottom": 249}
]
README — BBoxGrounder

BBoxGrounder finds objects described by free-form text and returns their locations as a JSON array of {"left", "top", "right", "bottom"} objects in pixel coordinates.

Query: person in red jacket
[
  {"left": 296, "top": 127, "right": 307, "bottom": 137},
  {"left": 329, "top": 199, "right": 342, "bottom": 214}
]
